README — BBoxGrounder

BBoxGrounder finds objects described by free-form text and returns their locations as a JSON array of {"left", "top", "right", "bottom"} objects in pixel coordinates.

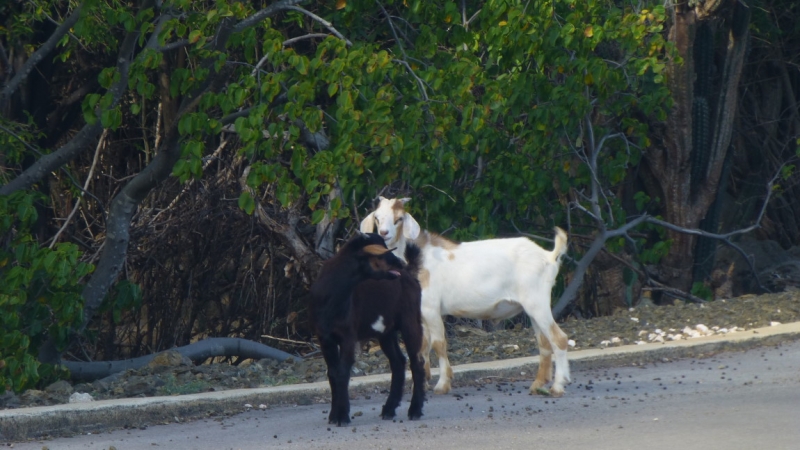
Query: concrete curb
[{"left": 2, "top": 322, "right": 799, "bottom": 442}]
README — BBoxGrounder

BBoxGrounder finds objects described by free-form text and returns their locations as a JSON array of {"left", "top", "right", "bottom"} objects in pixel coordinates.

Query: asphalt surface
[{"left": 3, "top": 322, "right": 800, "bottom": 449}]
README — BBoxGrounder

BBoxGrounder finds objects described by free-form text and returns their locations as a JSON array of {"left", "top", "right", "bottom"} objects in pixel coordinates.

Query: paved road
[{"left": 13, "top": 340, "right": 800, "bottom": 449}]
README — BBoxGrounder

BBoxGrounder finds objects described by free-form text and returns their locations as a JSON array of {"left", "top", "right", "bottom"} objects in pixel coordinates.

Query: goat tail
[
  {"left": 550, "top": 227, "right": 568, "bottom": 264},
  {"left": 403, "top": 242, "right": 423, "bottom": 278}
]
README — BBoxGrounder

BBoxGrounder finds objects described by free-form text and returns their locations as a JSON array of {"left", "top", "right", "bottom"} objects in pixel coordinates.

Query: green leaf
[
  {"left": 311, "top": 209, "right": 325, "bottom": 224},
  {"left": 188, "top": 30, "right": 202, "bottom": 44},
  {"left": 100, "top": 108, "right": 122, "bottom": 130},
  {"left": 238, "top": 191, "right": 256, "bottom": 215}
]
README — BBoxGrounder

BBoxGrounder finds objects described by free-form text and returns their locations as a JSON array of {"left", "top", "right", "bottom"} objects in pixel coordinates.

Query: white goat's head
[{"left": 359, "top": 197, "right": 420, "bottom": 246}]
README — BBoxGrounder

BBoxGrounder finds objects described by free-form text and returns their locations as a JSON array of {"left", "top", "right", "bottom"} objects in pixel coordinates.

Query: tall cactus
[
  {"left": 693, "top": 144, "right": 733, "bottom": 285},
  {"left": 690, "top": 22, "right": 714, "bottom": 197}
]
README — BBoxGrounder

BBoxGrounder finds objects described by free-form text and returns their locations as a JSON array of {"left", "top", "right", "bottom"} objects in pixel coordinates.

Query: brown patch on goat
[
  {"left": 429, "top": 233, "right": 459, "bottom": 251},
  {"left": 550, "top": 323, "right": 569, "bottom": 351},
  {"left": 418, "top": 268, "right": 430, "bottom": 289},
  {"left": 532, "top": 332, "right": 554, "bottom": 390},
  {"left": 537, "top": 331, "right": 554, "bottom": 355},
  {"left": 392, "top": 199, "right": 406, "bottom": 212}
]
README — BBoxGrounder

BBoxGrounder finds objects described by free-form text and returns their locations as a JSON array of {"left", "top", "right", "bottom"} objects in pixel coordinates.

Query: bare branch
[
  {"left": 157, "top": 39, "right": 190, "bottom": 52},
  {"left": 283, "top": 33, "right": 331, "bottom": 47},
  {"left": 49, "top": 130, "right": 108, "bottom": 248},
  {"left": 553, "top": 164, "right": 784, "bottom": 318},
  {"left": 392, "top": 59, "right": 430, "bottom": 102},
  {"left": 285, "top": 5, "right": 353, "bottom": 46},
  {"left": 64, "top": 338, "right": 293, "bottom": 381},
  {"left": 233, "top": 0, "right": 307, "bottom": 34},
  {"left": 377, "top": 0, "right": 408, "bottom": 57}
]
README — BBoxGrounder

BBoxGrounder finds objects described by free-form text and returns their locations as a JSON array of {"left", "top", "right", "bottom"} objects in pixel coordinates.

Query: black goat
[{"left": 308, "top": 232, "right": 425, "bottom": 426}]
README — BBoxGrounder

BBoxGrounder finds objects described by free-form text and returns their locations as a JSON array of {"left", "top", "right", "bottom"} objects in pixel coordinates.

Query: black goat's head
[{"left": 347, "top": 232, "right": 404, "bottom": 280}]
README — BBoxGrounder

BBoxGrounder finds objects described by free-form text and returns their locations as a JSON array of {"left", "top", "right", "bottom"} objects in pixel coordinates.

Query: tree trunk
[{"left": 645, "top": 0, "right": 750, "bottom": 294}]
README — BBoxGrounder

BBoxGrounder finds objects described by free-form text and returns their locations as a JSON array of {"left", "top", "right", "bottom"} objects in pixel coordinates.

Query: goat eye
[{"left": 394, "top": 218, "right": 403, "bottom": 224}]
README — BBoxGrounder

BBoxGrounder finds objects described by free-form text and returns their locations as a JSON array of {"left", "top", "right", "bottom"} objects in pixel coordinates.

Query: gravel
[{"left": 3, "top": 290, "right": 799, "bottom": 410}]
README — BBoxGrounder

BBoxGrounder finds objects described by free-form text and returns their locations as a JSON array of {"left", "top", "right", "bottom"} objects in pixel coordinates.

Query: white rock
[
  {"left": 630, "top": 317, "right": 639, "bottom": 323},
  {"left": 718, "top": 328, "right": 728, "bottom": 334},
  {"left": 502, "top": 344, "right": 520, "bottom": 350},
  {"left": 770, "top": 321, "right": 781, "bottom": 327},
  {"left": 244, "top": 403, "right": 253, "bottom": 409},
  {"left": 610, "top": 337, "right": 622, "bottom": 344},
  {"left": 653, "top": 335, "right": 664, "bottom": 343},
  {"left": 647, "top": 333, "right": 657, "bottom": 341},
  {"left": 635, "top": 341, "right": 646, "bottom": 345},
  {"left": 638, "top": 330, "right": 648, "bottom": 337},
  {"left": 695, "top": 324, "right": 709, "bottom": 333},
  {"left": 654, "top": 329, "right": 663, "bottom": 335},
  {"left": 600, "top": 340, "right": 611, "bottom": 346},
  {"left": 69, "top": 392, "right": 94, "bottom": 403},
  {"left": 567, "top": 339, "right": 576, "bottom": 348},
  {"left": 259, "top": 404, "right": 267, "bottom": 410},
  {"left": 668, "top": 333, "right": 683, "bottom": 341},
  {"left": 682, "top": 327, "right": 701, "bottom": 338}
]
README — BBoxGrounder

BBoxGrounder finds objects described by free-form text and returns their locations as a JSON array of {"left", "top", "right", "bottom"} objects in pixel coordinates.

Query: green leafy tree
[
  {"left": 0, "top": 191, "right": 92, "bottom": 391},
  {"left": 1, "top": 0, "right": 798, "bottom": 389}
]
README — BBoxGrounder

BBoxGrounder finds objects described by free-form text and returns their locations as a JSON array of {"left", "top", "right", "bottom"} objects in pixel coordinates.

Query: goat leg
[
  {"left": 321, "top": 337, "right": 352, "bottom": 426},
  {"left": 378, "top": 335, "right": 406, "bottom": 420},
  {"left": 402, "top": 324, "right": 426, "bottom": 420}
]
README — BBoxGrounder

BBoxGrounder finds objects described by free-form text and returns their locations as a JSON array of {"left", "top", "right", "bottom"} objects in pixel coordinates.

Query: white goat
[{"left": 360, "top": 197, "right": 570, "bottom": 396}]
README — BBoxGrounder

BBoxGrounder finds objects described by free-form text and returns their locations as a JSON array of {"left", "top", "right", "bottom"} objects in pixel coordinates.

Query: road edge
[{"left": 2, "top": 322, "right": 799, "bottom": 442}]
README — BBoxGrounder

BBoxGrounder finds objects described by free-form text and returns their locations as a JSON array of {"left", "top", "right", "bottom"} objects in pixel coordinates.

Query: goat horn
[{"left": 363, "top": 244, "right": 391, "bottom": 255}]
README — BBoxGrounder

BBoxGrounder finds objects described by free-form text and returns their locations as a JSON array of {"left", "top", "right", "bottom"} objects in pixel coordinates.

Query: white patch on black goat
[{"left": 371, "top": 315, "right": 386, "bottom": 333}]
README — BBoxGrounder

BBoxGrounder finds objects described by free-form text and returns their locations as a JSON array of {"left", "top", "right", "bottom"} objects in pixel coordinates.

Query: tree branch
[
  {"left": 285, "top": 5, "right": 352, "bottom": 46},
  {"left": 0, "top": 28, "right": 140, "bottom": 196},
  {"left": 0, "top": 6, "right": 83, "bottom": 108},
  {"left": 553, "top": 107, "right": 782, "bottom": 318},
  {"left": 233, "top": 0, "right": 308, "bottom": 34},
  {"left": 49, "top": 130, "right": 107, "bottom": 248},
  {"left": 64, "top": 337, "right": 293, "bottom": 381}
]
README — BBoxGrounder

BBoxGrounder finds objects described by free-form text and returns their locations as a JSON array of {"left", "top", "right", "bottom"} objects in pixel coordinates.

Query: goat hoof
[
  {"left": 408, "top": 411, "right": 423, "bottom": 421},
  {"left": 433, "top": 384, "right": 451, "bottom": 395},
  {"left": 329, "top": 413, "right": 351, "bottom": 426},
  {"left": 380, "top": 408, "right": 397, "bottom": 420}
]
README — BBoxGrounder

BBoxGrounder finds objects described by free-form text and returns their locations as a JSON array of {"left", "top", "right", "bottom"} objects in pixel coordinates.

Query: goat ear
[
  {"left": 402, "top": 212, "right": 420, "bottom": 239},
  {"left": 363, "top": 244, "right": 390, "bottom": 256},
  {"left": 398, "top": 197, "right": 411, "bottom": 205},
  {"left": 359, "top": 212, "right": 377, "bottom": 233}
]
